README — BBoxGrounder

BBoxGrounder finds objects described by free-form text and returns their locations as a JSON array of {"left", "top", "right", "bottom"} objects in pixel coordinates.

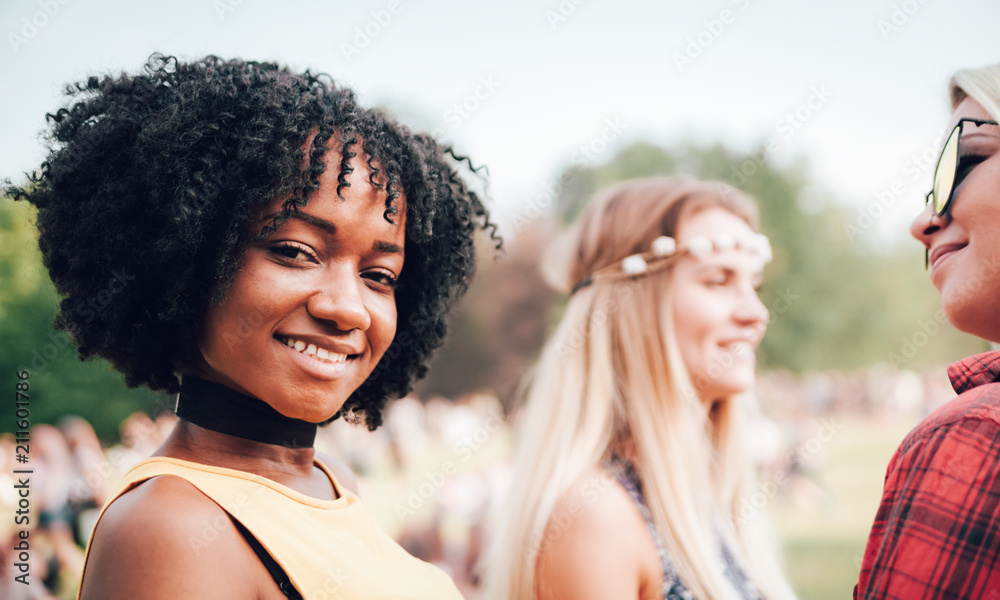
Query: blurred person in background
[
  {"left": 485, "top": 177, "right": 797, "bottom": 600},
  {"left": 115, "top": 412, "right": 160, "bottom": 469},
  {"left": 856, "top": 63, "right": 1000, "bottom": 598},
  {"left": 58, "top": 417, "right": 114, "bottom": 550},
  {"left": 58, "top": 417, "right": 112, "bottom": 509},
  {"left": 8, "top": 53, "right": 498, "bottom": 600},
  {"left": 32, "top": 426, "right": 86, "bottom": 598},
  {"left": 0, "top": 434, "right": 56, "bottom": 600}
]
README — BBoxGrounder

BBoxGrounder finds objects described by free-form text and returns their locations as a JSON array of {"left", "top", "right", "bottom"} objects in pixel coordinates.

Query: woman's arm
[{"left": 534, "top": 467, "right": 661, "bottom": 600}]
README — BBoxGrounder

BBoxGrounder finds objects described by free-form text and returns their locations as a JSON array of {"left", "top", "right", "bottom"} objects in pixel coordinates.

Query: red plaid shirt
[{"left": 855, "top": 351, "right": 1000, "bottom": 599}]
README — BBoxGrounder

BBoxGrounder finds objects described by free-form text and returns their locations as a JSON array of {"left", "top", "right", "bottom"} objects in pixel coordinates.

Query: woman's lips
[
  {"left": 930, "top": 243, "right": 966, "bottom": 272},
  {"left": 277, "top": 336, "right": 355, "bottom": 381}
]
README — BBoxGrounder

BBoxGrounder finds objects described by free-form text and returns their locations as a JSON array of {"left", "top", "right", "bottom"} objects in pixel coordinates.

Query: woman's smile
[{"left": 275, "top": 333, "right": 360, "bottom": 380}]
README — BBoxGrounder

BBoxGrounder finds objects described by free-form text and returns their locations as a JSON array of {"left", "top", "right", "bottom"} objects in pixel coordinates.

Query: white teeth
[{"left": 280, "top": 336, "right": 350, "bottom": 363}]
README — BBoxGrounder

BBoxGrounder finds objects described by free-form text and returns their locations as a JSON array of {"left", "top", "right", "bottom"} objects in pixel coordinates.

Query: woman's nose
[
  {"left": 910, "top": 203, "right": 948, "bottom": 246},
  {"left": 307, "top": 270, "right": 372, "bottom": 332},
  {"left": 736, "top": 287, "right": 770, "bottom": 337}
]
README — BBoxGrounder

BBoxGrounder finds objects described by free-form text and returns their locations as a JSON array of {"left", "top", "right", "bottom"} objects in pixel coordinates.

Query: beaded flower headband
[{"left": 571, "top": 232, "right": 773, "bottom": 294}]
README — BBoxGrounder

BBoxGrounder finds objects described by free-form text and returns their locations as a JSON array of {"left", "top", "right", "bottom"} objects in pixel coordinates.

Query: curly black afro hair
[{"left": 7, "top": 53, "right": 501, "bottom": 430}]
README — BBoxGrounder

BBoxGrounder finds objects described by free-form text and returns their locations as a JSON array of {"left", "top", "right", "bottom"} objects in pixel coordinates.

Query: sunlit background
[{"left": 2, "top": 1, "right": 998, "bottom": 598}]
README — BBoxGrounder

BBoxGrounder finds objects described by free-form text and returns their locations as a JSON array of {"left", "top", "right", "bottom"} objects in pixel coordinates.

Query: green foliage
[{"left": 1, "top": 198, "right": 170, "bottom": 441}]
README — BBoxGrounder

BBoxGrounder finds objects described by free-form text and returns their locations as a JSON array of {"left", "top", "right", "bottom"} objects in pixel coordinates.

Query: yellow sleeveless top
[{"left": 79, "top": 457, "right": 463, "bottom": 600}]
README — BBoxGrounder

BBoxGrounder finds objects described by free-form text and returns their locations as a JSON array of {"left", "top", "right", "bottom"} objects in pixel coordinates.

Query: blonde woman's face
[
  {"left": 669, "top": 207, "right": 768, "bottom": 403},
  {"left": 910, "top": 97, "right": 1000, "bottom": 342}
]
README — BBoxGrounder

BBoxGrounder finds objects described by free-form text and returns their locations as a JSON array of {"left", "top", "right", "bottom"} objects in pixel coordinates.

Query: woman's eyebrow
[
  {"left": 692, "top": 263, "right": 763, "bottom": 278},
  {"left": 373, "top": 240, "right": 403, "bottom": 254},
  {"left": 264, "top": 211, "right": 401, "bottom": 253},
  {"left": 289, "top": 211, "right": 338, "bottom": 235},
  {"left": 692, "top": 263, "right": 732, "bottom": 275},
  {"left": 261, "top": 210, "right": 338, "bottom": 235}
]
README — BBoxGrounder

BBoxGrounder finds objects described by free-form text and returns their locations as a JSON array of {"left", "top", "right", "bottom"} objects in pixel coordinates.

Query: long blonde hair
[
  {"left": 950, "top": 62, "right": 1000, "bottom": 119},
  {"left": 484, "top": 177, "right": 796, "bottom": 600}
]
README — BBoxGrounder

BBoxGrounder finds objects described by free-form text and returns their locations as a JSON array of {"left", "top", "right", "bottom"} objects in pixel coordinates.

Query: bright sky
[{"left": 2, "top": 0, "right": 997, "bottom": 248}]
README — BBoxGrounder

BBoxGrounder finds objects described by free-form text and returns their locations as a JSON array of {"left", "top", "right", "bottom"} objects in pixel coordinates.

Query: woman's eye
[
  {"left": 365, "top": 271, "right": 399, "bottom": 289},
  {"left": 955, "top": 154, "right": 988, "bottom": 187},
  {"left": 271, "top": 243, "right": 314, "bottom": 262}
]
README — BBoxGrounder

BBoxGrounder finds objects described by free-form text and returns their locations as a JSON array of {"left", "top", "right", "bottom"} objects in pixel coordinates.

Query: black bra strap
[{"left": 229, "top": 516, "right": 304, "bottom": 600}]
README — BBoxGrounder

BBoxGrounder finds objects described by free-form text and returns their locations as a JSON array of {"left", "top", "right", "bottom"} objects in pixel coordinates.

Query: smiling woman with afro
[{"left": 8, "top": 53, "right": 500, "bottom": 599}]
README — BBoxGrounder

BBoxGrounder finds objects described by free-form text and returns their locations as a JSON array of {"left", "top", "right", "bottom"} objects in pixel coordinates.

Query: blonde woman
[
  {"left": 856, "top": 63, "right": 1000, "bottom": 597},
  {"left": 485, "top": 177, "right": 797, "bottom": 600}
]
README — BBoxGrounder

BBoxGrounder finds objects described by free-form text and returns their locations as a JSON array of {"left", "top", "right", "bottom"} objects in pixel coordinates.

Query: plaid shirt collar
[{"left": 948, "top": 350, "right": 1000, "bottom": 395}]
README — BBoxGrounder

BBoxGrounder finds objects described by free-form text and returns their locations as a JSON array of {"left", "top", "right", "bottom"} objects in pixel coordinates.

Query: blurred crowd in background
[{"left": 0, "top": 363, "right": 960, "bottom": 599}]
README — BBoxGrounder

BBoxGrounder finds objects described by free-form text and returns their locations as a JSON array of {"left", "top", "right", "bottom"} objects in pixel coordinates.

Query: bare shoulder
[
  {"left": 80, "top": 475, "right": 265, "bottom": 600},
  {"left": 534, "top": 465, "right": 660, "bottom": 600},
  {"left": 316, "top": 451, "right": 360, "bottom": 497}
]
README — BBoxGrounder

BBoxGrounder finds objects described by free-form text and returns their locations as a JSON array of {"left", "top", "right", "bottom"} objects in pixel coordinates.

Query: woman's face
[
  {"left": 669, "top": 207, "right": 768, "bottom": 403},
  {"left": 193, "top": 153, "right": 405, "bottom": 422},
  {"left": 910, "top": 97, "right": 1000, "bottom": 342}
]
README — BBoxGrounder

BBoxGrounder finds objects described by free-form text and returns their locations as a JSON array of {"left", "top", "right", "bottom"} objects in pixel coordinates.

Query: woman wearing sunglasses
[
  {"left": 484, "top": 177, "right": 797, "bottom": 600},
  {"left": 855, "top": 63, "right": 1000, "bottom": 598},
  {"left": 9, "top": 54, "right": 498, "bottom": 599}
]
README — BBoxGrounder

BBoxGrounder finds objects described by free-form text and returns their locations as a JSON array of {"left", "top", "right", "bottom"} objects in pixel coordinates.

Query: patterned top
[
  {"left": 604, "top": 456, "right": 762, "bottom": 600},
  {"left": 855, "top": 351, "right": 1000, "bottom": 599}
]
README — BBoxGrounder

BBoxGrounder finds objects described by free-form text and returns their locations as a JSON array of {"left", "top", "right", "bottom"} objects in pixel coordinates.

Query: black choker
[{"left": 176, "top": 376, "right": 318, "bottom": 449}]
